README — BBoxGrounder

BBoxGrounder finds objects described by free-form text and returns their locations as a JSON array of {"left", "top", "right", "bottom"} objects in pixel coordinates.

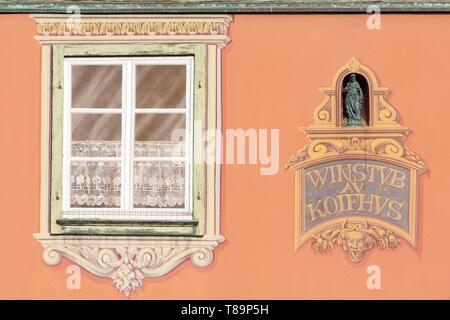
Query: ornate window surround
[{"left": 33, "top": 14, "right": 232, "bottom": 296}]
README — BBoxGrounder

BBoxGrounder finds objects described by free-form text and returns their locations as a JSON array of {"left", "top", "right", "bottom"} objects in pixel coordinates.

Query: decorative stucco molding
[
  {"left": 34, "top": 234, "right": 224, "bottom": 296},
  {"left": 286, "top": 136, "right": 428, "bottom": 175},
  {"left": 32, "top": 15, "right": 232, "bottom": 48},
  {"left": 311, "top": 221, "right": 400, "bottom": 263}
]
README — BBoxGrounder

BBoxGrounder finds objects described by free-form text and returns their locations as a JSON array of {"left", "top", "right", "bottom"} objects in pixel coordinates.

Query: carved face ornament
[{"left": 339, "top": 221, "right": 376, "bottom": 263}]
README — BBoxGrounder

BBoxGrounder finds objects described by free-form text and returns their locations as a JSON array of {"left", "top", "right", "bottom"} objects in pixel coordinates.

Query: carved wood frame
[{"left": 33, "top": 14, "right": 232, "bottom": 296}]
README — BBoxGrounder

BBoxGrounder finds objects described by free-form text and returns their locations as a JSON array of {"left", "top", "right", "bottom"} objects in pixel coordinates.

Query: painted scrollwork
[
  {"left": 313, "top": 96, "right": 333, "bottom": 124},
  {"left": 307, "top": 140, "right": 341, "bottom": 159},
  {"left": 340, "top": 136, "right": 373, "bottom": 153},
  {"left": 285, "top": 146, "right": 308, "bottom": 171},
  {"left": 288, "top": 58, "right": 426, "bottom": 264},
  {"left": 307, "top": 57, "right": 406, "bottom": 129},
  {"left": 286, "top": 137, "right": 427, "bottom": 173},
  {"left": 378, "top": 96, "right": 399, "bottom": 124},
  {"left": 403, "top": 145, "right": 428, "bottom": 174},
  {"left": 311, "top": 220, "right": 401, "bottom": 263},
  {"left": 370, "top": 138, "right": 404, "bottom": 158},
  {"left": 37, "top": 21, "right": 229, "bottom": 37},
  {"left": 40, "top": 241, "right": 218, "bottom": 296}
]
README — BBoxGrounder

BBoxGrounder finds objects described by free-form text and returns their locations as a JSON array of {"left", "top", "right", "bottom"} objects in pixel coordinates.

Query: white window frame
[{"left": 62, "top": 56, "right": 195, "bottom": 221}]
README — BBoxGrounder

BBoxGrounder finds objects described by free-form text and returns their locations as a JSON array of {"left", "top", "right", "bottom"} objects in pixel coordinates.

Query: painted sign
[
  {"left": 286, "top": 58, "right": 426, "bottom": 263},
  {"left": 303, "top": 159, "right": 411, "bottom": 232}
]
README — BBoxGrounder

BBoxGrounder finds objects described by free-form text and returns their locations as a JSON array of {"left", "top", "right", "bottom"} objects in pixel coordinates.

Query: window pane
[
  {"left": 70, "top": 161, "right": 121, "bottom": 208},
  {"left": 72, "top": 114, "right": 121, "bottom": 157},
  {"left": 133, "top": 161, "right": 185, "bottom": 208},
  {"left": 134, "top": 114, "right": 186, "bottom": 157},
  {"left": 72, "top": 65, "right": 122, "bottom": 108},
  {"left": 136, "top": 65, "right": 186, "bottom": 109}
]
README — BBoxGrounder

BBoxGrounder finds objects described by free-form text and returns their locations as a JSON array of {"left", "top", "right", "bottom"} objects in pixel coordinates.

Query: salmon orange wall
[{"left": 0, "top": 14, "right": 449, "bottom": 299}]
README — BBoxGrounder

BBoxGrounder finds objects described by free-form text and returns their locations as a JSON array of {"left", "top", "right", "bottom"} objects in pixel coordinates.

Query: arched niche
[
  {"left": 340, "top": 72, "right": 370, "bottom": 127},
  {"left": 307, "top": 57, "right": 405, "bottom": 132}
]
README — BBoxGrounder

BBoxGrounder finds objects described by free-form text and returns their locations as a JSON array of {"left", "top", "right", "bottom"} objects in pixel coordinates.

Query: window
[
  {"left": 63, "top": 57, "right": 194, "bottom": 221},
  {"left": 33, "top": 14, "right": 232, "bottom": 295},
  {"left": 49, "top": 44, "right": 207, "bottom": 236}
]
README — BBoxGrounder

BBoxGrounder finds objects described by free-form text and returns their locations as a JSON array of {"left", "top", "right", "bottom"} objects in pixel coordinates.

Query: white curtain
[{"left": 70, "top": 141, "right": 185, "bottom": 208}]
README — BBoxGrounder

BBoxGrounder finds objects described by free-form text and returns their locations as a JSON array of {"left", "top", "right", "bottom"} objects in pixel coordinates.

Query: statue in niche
[{"left": 343, "top": 73, "right": 364, "bottom": 127}]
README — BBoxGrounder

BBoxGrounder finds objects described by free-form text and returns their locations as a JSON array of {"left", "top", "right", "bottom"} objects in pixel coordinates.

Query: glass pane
[
  {"left": 70, "top": 161, "right": 121, "bottom": 208},
  {"left": 134, "top": 114, "right": 186, "bottom": 157},
  {"left": 72, "top": 114, "right": 121, "bottom": 157},
  {"left": 136, "top": 65, "right": 186, "bottom": 108},
  {"left": 72, "top": 65, "right": 122, "bottom": 108},
  {"left": 133, "top": 161, "right": 185, "bottom": 208}
]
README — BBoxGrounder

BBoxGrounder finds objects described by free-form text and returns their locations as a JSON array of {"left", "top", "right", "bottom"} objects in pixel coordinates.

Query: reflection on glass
[
  {"left": 136, "top": 65, "right": 186, "bottom": 108},
  {"left": 133, "top": 161, "right": 185, "bottom": 208},
  {"left": 70, "top": 161, "right": 121, "bottom": 208},
  {"left": 134, "top": 114, "right": 186, "bottom": 157},
  {"left": 72, "top": 114, "right": 122, "bottom": 157},
  {"left": 72, "top": 65, "right": 122, "bottom": 108}
]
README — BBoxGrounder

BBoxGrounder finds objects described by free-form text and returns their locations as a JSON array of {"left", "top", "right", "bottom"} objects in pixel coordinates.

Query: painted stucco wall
[{"left": 0, "top": 14, "right": 449, "bottom": 299}]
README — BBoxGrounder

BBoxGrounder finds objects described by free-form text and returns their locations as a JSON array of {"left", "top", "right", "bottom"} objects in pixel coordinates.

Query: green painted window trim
[{"left": 50, "top": 43, "right": 207, "bottom": 236}]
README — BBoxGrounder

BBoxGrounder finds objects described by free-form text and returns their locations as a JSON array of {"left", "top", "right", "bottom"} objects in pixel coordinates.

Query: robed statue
[{"left": 343, "top": 74, "right": 363, "bottom": 127}]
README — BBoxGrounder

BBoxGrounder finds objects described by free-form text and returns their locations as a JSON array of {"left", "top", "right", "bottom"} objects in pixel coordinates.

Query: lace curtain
[
  {"left": 70, "top": 141, "right": 185, "bottom": 208},
  {"left": 72, "top": 140, "right": 185, "bottom": 157}
]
